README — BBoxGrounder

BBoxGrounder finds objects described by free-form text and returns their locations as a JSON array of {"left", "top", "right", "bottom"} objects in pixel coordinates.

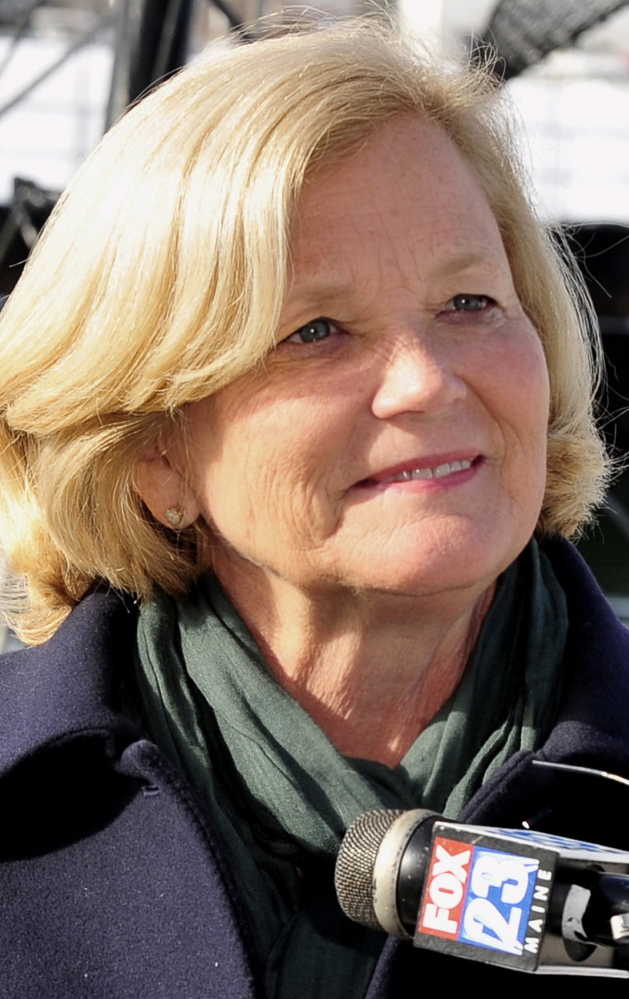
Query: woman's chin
[{"left": 320, "top": 522, "right": 530, "bottom": 604}]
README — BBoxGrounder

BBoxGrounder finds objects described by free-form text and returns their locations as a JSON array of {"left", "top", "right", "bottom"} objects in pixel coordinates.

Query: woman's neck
[{"left": 213, "top": 552, "right": 495, "bottom": 768}]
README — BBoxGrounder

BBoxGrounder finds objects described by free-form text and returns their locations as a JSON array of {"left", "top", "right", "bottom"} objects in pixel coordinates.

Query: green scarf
[{"left": 126, "top": 540, "right": 567, "bottom": 999}]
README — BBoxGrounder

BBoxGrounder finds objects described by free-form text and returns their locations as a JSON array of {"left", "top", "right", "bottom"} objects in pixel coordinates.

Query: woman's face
[{"left": 176, "top": 118, "right": 550, "bottom": 601}]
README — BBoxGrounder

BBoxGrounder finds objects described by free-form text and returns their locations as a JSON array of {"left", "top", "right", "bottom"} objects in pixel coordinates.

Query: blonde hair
[{"left": 0, "top": 19, "right": 608, "bottom": 643}]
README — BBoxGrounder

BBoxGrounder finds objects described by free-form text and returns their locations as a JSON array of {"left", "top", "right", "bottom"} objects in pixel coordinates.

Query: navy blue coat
[{"left": 2, "top": 538, "right": 629, "bottom": 997}]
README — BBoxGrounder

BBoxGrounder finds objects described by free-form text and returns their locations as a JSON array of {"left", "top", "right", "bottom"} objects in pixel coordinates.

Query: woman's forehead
[{"left": 286, "top": 117, "right": 509, "bottom": 304}]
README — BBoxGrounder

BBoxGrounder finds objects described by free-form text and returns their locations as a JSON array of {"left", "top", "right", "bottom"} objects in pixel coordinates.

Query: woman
[{"left": 0, "top": 18, "right": 628, "bottom": 999}]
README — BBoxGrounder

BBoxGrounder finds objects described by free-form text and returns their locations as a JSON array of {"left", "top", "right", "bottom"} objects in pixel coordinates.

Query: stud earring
[{"left": 164, "top": 506, "right": 184, "bottom": 528}]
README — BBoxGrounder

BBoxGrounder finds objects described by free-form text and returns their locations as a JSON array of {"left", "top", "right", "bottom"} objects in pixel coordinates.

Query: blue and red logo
[{"left": 417, "top": 835, "right": 550, "bottom": 960}]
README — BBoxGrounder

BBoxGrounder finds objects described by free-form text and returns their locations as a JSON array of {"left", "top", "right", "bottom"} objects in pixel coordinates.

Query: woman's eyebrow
[
  {"left": 285, "top": 279, "right": 355, "bottom": 309},
  {"left": 430, "top": 249, "right": 509, "bottom": 279}
]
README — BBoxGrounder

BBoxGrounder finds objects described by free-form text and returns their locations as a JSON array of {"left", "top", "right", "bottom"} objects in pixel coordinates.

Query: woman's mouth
[
  {"left": 356, "top": 456, "right": 483, "bottom": 488},
  {"left": 376, "top": 458, "right": 472, "bottom": 484}
]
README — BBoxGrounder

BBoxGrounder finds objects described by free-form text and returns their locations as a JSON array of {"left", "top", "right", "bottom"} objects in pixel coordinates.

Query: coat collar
[
  {"left": 460, "top": 536, "right": 629, "bottom": 843},
  {"left": 0, "top": 588, "right": 139, "bottom": 776}
]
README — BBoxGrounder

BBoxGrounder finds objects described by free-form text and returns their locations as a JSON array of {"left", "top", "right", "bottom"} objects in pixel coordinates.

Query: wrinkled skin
[{"left": 181, "top": 118, "right": 549, "bottom": 605}]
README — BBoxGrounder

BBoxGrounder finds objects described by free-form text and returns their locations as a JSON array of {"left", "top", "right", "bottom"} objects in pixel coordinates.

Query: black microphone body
[{"left": 335, "top": 808, "right": 629, "bottom": 977}]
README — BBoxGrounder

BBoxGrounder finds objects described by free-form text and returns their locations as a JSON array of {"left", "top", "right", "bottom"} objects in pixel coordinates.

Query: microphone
[{"left": 335, "top": 808, "right": 629, "bottom": 977}]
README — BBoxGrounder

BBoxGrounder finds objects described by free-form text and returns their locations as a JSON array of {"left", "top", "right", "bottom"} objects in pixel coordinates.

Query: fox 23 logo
[{"left": 418, "top": 837, "right": 549, "bottom": 958}]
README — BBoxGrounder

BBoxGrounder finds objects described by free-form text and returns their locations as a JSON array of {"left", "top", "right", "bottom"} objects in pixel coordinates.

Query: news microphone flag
[{"left": 415, "top": 820, "right": 629, "bottom": 976}]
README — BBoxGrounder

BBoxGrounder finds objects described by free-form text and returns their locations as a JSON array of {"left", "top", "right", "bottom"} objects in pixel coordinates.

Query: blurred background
[{"left": 0, "top": 0, "right": 628, "bottom": 647}]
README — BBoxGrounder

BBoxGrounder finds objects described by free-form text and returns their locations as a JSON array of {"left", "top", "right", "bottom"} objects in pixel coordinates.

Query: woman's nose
[{"left": 370, "top": 337, "right": 467, "bottom": 420}]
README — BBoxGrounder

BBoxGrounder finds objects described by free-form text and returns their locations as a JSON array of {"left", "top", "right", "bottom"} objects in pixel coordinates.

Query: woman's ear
[{"left": 134, "top": 449, "right": 201, "bottom": 529}]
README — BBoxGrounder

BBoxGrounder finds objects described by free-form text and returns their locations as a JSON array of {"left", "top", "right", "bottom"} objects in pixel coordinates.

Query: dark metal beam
[
  {"left": 106, "top": 0, "right": 194, "bottom": 128},
  {"left": 472, "top": 0, "right": 629, "bottom": 80}
]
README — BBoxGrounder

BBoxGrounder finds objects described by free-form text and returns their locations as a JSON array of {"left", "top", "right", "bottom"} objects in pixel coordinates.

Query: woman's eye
[
  {"left": 284, "top": 318, "right": 336, "bottom": 344},
  {"left": 443, "top": 294, "right": 494, "bottom": 312}
]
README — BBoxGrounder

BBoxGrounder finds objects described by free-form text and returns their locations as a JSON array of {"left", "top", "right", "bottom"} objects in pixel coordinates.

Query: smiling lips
[{"left": 358, "top": 456, "right": 480, "bottom": 487}]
